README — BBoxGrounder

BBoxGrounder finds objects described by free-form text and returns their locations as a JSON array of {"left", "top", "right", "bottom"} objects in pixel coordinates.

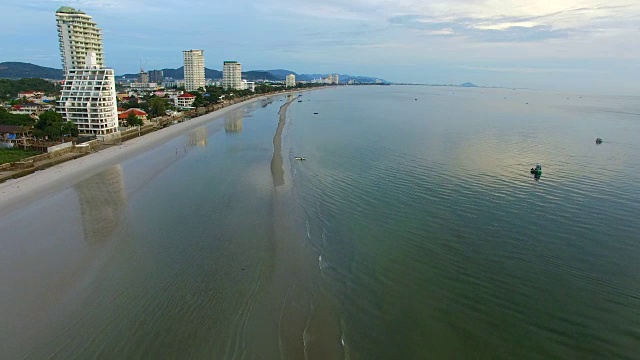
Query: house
[
  {"left": 17, "top": 90, "right": 45, "bottom": 99},
  {"left": 10, "top": 103, "right": 52, "bottom": 115},
  {"left": 118, "top": 108, "right": 148, "bottom": 122},
  {"left": 0, "top": 125, "right": 32, "bottom": 148},
  {"left": 175, "top": 93, "right": 196, "bottom": 109}
]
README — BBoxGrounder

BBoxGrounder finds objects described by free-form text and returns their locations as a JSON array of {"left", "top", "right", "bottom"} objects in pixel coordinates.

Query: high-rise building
[
  {"left": 56, "top": 7, "right": 118, "bottom": 140},
  {"left": 149, "top": 70, "right": 164, "bottom": 83},
  {"left": 57, "top": 53, "right": 119, "bottom": 139},
  {"left": 139, "top": 70, "right": 149, "bottom": 84},
  {"left": 286, "top": 74, "right": 296, "bottom": 87},
  {"left": 334, "top": 74, "right": 339, "bottom": 84},
  {"left": 223, "top": 61, "right": 242, "bottom": 90},
  {"left": 183, "top": 50, "right": 205, "bottom": 91},
  {"left": 56, "top": 6, "right": 104, "bottom": 75}
]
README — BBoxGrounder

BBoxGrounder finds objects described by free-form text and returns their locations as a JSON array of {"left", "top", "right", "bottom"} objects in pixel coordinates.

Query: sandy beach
[{"left": 0, "top": 91, "right": 308, "bottom": 218}]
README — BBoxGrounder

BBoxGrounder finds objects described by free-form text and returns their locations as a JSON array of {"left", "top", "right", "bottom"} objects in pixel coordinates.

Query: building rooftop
[
  {"left": 56, "top": 6, "right": 85, "bottom": 14},
  {"left": 224, "top": 61, "right": 239, "bottom": 64},
  {"left": 178, "top": 93, "right": 196, "bottom": 98}
]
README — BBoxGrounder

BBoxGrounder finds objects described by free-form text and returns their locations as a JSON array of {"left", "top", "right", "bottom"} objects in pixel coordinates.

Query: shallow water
[{"left": 1, "top": 86, "right": 639, "bottom": 359}]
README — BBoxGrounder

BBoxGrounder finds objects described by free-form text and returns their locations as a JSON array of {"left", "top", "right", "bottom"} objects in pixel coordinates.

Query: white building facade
[
  {"left": 56, "top": 6, "right": 119, "bottom": 140},
  {"left": 223, "top": 61, "right": 242, "bottom": 90},
  {"left": 241, "top": 80, "right": 255, "bottom": 92},
  {"left": 57, "top": 54, "right": 119, "bottom": 139},
  {"left": 183, "top": 50, "right": 205, "bottom": 92},
  {"left": 56, "top": 6, "right": 105, "bottom": 75},
  {"left": 286, "top": 74, "right": 296, "bottom": 87}
]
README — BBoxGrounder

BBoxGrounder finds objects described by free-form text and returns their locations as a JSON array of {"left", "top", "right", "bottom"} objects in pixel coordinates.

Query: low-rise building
[
  {"left": 17, "top": 91, "right": 45, "bottom": 99},
  {"left": 0, "top": 124, "right": 32, "bottom": 148},
  {"left": 10, "top": 103, "right": 52, "bottom": 115},
  {"left": 241, "top": 80, "right": 255, "bottom": 92},
  {"left": 176, "top": 93, "right": 196, "bottom": 109},
  {"left": 118, "top": 108, "right": 148, "bottom": 123}
]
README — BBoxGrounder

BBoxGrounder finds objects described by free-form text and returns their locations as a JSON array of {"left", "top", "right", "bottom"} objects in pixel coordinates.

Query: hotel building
[
  {"left": 56, "top": 6, "right": 105, "bottom": 75},
  {"left": 183, "top": 50, "right": 205, "bottom": 91},
  {"left": 56, "top": 7, "right": 119, "bottom": 139},
  {"left": 223, "top": 61, "right": 242, "bottom": 90},
  {"left": 286, "top": 74, "right": 296, "bottom": 87}
]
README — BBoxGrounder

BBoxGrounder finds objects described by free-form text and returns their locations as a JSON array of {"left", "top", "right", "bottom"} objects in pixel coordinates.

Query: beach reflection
[
  {"left": 189, "top": 126, "right": 208, "bottom": 147},
  {"left": 224, "top": 111, "right": 243, "bottom": 133},
  {"left": 74, "top": 165, "right": 126, "bottom": 244}
]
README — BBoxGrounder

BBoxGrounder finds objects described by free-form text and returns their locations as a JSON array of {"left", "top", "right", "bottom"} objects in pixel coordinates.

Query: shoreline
[{"left": 0, "top": 89, "right": 315, "bottom": 217}]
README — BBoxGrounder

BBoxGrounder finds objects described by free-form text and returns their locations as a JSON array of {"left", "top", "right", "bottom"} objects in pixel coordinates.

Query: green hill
[{"left": 0, "top": 62, "right": 63, "bottom": 80}]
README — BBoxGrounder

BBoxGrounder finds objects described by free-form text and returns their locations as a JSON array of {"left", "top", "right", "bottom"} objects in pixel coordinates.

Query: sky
[{"left": 1, "top": 0, "right": 639, "bottom": 94}]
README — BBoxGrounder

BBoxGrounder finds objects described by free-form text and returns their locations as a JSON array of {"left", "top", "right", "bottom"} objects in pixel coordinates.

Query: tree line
[{"left": 0, "top": 78, "right": 60, "bottom": 101}]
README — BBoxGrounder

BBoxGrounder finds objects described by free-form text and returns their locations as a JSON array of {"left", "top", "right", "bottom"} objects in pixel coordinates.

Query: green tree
[
  {"left": 34, "top": 111, "right": 77, "bottom": 140},
  {"left": 147, "top": 96, "right": 168, "bottom": 117},
  {"left": 126, "top": 112, "right": 143, "bottom": 127},
  {"left": 0, "top": 108, "right": 34, "bottom": 126}
]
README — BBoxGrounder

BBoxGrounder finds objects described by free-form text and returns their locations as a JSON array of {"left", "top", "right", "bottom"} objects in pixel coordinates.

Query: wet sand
[
  {"left": 0, "top": 91, "right": 309, "bottom": 218},
  {"left": 268, "top": 94, "right": 344, "bottom": 359}
]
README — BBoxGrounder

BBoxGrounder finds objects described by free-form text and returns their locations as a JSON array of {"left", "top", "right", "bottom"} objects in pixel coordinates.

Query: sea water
[{"left": 1, "top": 86, "right": 639, "bottom": 359}]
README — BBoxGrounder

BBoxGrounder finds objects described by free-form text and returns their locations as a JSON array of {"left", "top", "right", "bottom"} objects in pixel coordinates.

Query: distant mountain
[
  {"left": 0, "top": 62, "right": 386, "bottom": 84},
  {"left": 263, "top": 70, "right": 386, "bottom": 83},
  {"left": 0, "top": 62, "right": 63, "bottom": 80},
  {"left": 460, "top": 82, "right": 478, "bottom": 87},
  {"left": 261, "top": 69, "right": 298, "bottom": 79}
]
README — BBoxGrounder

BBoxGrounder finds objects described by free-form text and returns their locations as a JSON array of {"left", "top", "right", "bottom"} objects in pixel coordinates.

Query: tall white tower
[
  {"left": 56, "top": 7, "right": 119, "bottom": 140},
  {"left": 223, "top": 61, "right": 242, "bottom": 90},
  {"left": 183, "top": 50, "right": 205, "bottom": 91},
  {"left": 56, "top": 6, "right": 104, "bottom": 75},
  {"left": 286, "top": 74, "right": 296, "bottom": 87}
]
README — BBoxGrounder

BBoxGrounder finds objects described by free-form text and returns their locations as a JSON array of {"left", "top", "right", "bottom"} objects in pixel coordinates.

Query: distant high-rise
[
  {"left": 286, "top": 74, "right": 296, "bottom": 87},
  {"left": 149, "top": 70, "right": 164, "bottom": 83},
  {"left": 183, "top": 50, "right": 205, "bottom": 91},
  {"left": 56, "top": 6, "right": 104, "bottom": 75},
  {"left": 139, "top": 70, "right": 149, "bottom": 84},
  {"left": 223, "top": 61, "right": 242, "bottom": 90},
  {"left": 334, "top": 74, "right": 339, "bottom": 84}
]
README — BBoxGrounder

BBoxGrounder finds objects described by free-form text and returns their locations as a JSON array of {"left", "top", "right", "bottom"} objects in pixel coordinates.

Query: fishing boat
[
  {"left": 295, "top": 157, "right": 306, "bottom": 161},
  {"left": 530, "top": 163, "right": 542, "bottom": 174}
]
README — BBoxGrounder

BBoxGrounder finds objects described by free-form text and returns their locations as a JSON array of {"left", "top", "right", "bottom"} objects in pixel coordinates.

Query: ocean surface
[{"left": 1, "top": 86, "right": 640, "bottom": 359}]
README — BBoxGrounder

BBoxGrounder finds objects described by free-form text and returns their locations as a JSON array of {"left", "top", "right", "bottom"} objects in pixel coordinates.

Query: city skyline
[{"left": 1, "top": 0, "right": 639, "bottom": 94}]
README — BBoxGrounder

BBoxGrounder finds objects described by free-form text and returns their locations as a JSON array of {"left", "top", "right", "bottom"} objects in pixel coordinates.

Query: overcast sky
[{"left": 2, "top": 0, "right": 639, "bottom": 93}]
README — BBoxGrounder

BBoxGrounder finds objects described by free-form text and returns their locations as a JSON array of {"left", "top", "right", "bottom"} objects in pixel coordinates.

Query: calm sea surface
[{"left": 1, "top": 86, "right": 639, "bottom": 359}]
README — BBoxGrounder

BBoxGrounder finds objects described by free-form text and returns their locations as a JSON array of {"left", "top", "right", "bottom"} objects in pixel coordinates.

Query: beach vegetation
[
  {"left": 0, "top": 148, "right": 41, "bottom": 165},
  {"left": 33, "top": 110, "right": 78, "bottom": 139}
]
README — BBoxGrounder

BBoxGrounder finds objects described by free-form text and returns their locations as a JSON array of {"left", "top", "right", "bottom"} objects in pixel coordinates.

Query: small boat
[
  {"left": 298, "top": 100, "right": 303, "bottom": 102},
  {"left": 295, "top": 157, "right": 306, "bottom": 161},
  {"left": 313, "top": 112, "right": 318, "bottom": 115},
  {"left": 530, "top": 163, "right": 542, "bottom": 174},
  {"left": 596, "top": 138, "right": 603, "bottom": 144}
]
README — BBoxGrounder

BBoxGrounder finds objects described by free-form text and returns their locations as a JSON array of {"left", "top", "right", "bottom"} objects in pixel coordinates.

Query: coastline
[{"left": 0, "top": 89, "right": 315, "bottom": 218}]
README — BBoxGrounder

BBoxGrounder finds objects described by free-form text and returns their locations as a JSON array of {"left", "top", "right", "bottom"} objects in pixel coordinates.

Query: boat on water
[
  {"left": 596, "top": 138, "right": 603, "bottom": 144},
  {"left": 530, "top": 163, "right": 542, "bottom": 174},
  {"left": 295, "top": 157, "right": 306, "bottom": 161}
]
